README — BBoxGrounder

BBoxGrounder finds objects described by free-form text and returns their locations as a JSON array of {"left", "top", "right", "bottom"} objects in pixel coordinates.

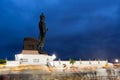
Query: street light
[
  {"left": 115, "top": 59, "right": 119, "bottom": 63},
  {"left": 52, "top": 54, "right": 56, "bottom": 66},
  {"left": 52, "top": 54, "right": 56, "bottom": 60}
]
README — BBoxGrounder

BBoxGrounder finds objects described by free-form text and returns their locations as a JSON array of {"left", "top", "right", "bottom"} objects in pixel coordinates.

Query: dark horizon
[{"left": 0, "top": 0, "right": 120, "bottom": 60}]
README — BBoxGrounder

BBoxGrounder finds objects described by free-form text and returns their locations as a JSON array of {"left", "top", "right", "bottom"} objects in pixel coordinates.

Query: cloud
[
  {"left": 44, "top": 0, "right": 119, "bottom": 38},
  {"left": 0, "top": 0, "right": 120, "bottom": 60},
  {"left": 46, "top": 25, "right": 120, "bottom": 59}
]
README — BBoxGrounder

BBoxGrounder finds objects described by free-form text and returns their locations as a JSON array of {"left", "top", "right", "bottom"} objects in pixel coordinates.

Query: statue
[{"left": 38, "top": 13, "right": 48, "bottom": 53}]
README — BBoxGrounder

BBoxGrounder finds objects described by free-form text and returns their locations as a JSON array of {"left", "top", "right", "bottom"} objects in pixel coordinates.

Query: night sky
[{"left": 0, "top": 0, "right": 120, "bottom": 60}]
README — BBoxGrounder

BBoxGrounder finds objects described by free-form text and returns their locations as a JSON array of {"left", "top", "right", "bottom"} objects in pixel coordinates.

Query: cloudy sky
[{"left": 0, "top": 0, "right": 120, "bottom": 60}]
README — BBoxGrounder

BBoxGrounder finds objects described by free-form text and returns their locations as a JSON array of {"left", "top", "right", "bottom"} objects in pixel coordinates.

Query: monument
[
  {"left": 23, "top": 13, "right": 48, "bottom": 54},
  {"left": 38, "top": 13, "right": 48, "bottom": 54},
  {"left": 6, "top": 13, "right": 113, "bottom": 70},
  {"left": 12, "top": 13, "right": 52, "bottom": 65}
]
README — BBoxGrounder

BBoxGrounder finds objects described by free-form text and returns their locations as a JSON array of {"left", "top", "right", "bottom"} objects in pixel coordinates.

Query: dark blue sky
[{"left": 0, "top": 0, "right": 120, "bottom": 60}]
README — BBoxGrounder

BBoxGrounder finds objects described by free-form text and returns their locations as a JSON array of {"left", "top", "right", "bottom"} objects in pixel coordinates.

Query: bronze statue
[
  {"left": 23, "top": 13, "right": 48, "bottom": 54},
  {"left": 38, "top": 13, "right": 48, "bottom": 52}
]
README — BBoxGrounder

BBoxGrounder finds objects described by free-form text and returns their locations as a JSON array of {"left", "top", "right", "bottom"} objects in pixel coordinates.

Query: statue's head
[{"left": 40, "top": 13, "right": 45, "bottom": 20}]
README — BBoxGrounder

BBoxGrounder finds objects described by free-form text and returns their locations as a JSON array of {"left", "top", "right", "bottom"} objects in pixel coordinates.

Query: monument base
[
  {"left": 39, "top": 51, "right": 48, "bottom": 55},
  {"left": 22, "top": 50, "right": 39, "bottom": 54},
  {"left": 21, "top": 50, "right": 48, "bottom": 55}
]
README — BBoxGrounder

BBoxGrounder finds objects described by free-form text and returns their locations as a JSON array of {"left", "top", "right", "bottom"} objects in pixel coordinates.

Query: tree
[
  {"left": 70, "top": 59, "right": 76, "bottom": 65},
  {"left": 0, "top": 59, "right": 6, "bottom": 64}
]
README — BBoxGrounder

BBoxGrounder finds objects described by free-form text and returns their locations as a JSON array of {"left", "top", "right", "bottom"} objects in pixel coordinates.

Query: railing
[
  {"left": 83, "top": 76, "right": 120, "bottom": 80},
  {"left": 0, "top": 74, "right": 120, "bottom": 80}
]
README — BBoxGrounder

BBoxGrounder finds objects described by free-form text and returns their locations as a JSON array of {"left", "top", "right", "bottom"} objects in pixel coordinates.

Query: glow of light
[
  {"left": 52, "top": 54, "right": 56, "bottom": 60},
  {"left": 18, "top": 54, "right": 23, "bottom": 59},
  {"left": 115, "top": 59, "right": 119, "bottom": 63}
]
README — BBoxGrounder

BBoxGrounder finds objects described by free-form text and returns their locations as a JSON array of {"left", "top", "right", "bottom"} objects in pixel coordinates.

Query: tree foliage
[
  {"left": 0, "top": 59, "right": 6, "bottom": 64},
  {"left": 70, "top": 59, "right": 75, "bottom": 65}
]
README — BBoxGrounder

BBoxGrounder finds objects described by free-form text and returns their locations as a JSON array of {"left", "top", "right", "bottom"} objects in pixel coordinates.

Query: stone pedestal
[{"left": 39, "top": 51, "right": 48, "bottom": 55}]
